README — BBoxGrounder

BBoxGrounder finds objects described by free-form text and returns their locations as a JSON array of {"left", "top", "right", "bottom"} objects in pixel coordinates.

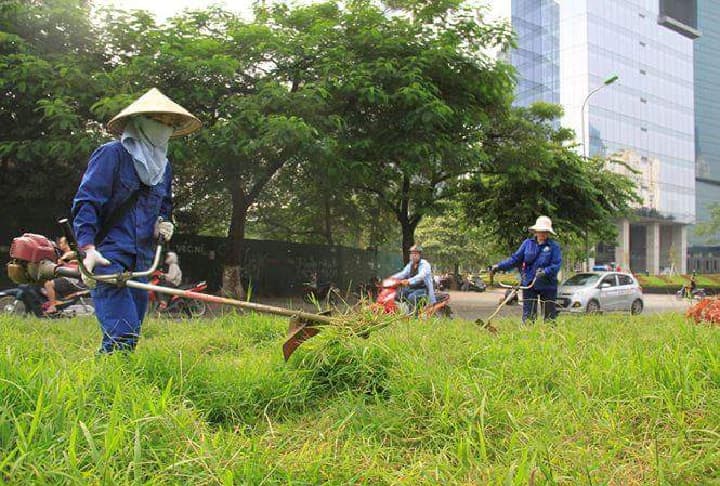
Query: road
[
  {"left": 447, "top": 288, "right": 689, "bottom": 321},
  {"left": 255, "top": 288, "right": 691, "bottom": 321}
]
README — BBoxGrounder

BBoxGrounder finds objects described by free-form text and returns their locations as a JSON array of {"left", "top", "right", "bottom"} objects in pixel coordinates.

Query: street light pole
[
  {"left": 580, "top": 74, "right": 619, "bottom": 158},
  {"left": 580, "top": 74, "right": 618, "bottom": 270}
]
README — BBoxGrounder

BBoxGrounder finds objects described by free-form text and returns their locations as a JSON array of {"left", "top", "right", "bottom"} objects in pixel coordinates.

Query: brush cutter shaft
[
  {"left": 127, "top": 281, "right": 334, "bottom": 323},
  {"left": 54, "top": 265, "right": 332, "bottom": 323}
]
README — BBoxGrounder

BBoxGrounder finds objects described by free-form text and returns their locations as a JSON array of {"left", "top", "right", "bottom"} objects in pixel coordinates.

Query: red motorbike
[
  {"left": 148, "top": 271, "right": 208, "bottom": 317},
  {"left": 372, "top": 278, "right": 453, "bottom": 318}
]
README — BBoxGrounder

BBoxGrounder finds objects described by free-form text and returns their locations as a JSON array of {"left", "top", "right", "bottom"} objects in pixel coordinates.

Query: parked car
[{"left": 557, "top": 272, "right": 644, "bottom": 315}]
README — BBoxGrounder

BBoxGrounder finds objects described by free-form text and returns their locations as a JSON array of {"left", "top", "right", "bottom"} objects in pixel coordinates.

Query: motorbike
[
  {"left": 468, "top": 276, "right": 487, "bottom": 292},
  {"left": 372, "top": 278, "right": 453, "bottom": 318},
  {"left": 676, "top": 286, "right": 706, "bottom": 301},
  {"left": 0, "top": 284, "right": 93, "bottom": 318},
  {"left": 148, "top": 271, "right": 208, "bottom": 317},
  {"left": 301, "top": 276, "right": 340, "bottom": 305}
]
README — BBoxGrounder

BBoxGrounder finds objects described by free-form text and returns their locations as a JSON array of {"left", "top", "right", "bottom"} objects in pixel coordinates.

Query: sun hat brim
[{"left": 529, "top": 224, "right": 556, "bottom": 235}]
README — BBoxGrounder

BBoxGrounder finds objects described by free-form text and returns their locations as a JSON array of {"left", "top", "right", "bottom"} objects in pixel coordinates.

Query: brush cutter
[
  {"left": 474, "top": 275, "right": 539, "bottom": 332},
  {"left": 6, "top": 220, "right": 332, "bottom": 361}
]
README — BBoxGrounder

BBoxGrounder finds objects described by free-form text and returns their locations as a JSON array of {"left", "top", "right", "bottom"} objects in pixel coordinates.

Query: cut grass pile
[{"left": 1, "top": 311, "right": 719, "bottom": 484}]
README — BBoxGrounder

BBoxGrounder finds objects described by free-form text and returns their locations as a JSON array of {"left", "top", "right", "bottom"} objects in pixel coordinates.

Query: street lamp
[
  {"left": 580, "top": 74, "right": 618, "bottom": 271},
  {"left": 580, "top": 74, "right": 619, "bottom": 158}
]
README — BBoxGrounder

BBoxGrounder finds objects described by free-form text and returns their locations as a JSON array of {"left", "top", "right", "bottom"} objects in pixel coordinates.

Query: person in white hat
[
  {"left": 490, "top": 215, "right": 562, "bottom": 323},
  {"left": 71, "top": 88, "right": 201, "bottom": 353}
]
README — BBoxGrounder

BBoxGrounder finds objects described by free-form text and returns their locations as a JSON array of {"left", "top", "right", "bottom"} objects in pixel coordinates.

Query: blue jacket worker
[
  {"left": 72, "top": 88, "right": 201, "bottom": 353},
  {"left": 392, "top": 245, "right": 436, "bottom": 309},
  {"left": 492, "top": 215, "right": 562, "bottom": 323}
]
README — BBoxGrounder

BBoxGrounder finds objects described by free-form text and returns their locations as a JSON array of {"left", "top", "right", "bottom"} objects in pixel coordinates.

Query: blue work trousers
[
  {"left": 398, "top": 287, "right": 428, "bottom": 311},
  {"left": 522, "top": 288, "right": 558, "bottom": 323},
  {"left": 91, "top": 255, "right": 149, "bottom": 353}
]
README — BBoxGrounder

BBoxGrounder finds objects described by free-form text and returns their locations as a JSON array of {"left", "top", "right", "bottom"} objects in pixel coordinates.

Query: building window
[
  {"left": 640, "top": 127, "right": 648, "bottom": 132},
  {"left": 640, "top": 97, "right": 647, "bottom": 103},
  {"left": 639, "top": 41, "right": 646, "bottom": 47},
  {"left": 640, "top": 69, "right": 647, "bottom": 75}
]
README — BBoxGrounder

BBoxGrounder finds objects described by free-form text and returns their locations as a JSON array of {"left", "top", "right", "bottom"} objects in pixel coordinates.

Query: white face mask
[{"left": 121, "top": 116, "right": 174, "bottom": 186}]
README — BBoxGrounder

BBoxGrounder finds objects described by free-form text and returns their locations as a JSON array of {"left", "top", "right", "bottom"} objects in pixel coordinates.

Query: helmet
[{"left": 409, "top": 245, "right": 423, "bottom": 254}]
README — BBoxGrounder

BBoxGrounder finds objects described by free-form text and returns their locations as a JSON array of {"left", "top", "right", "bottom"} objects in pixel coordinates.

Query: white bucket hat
[
  {"left": 107, "top": 88, "right": 201, "bottom": 137},
  {"left": 528, "top": 215, "right": 556, "bottom": 235}
]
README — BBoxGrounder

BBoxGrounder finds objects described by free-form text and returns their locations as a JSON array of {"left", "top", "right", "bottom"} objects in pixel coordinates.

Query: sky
[
  {"left": 94, "top": 0, "right": 255, "bottom": 21},
  {"left": 93, "top": 0, "right": 512, "bottom": 23}
]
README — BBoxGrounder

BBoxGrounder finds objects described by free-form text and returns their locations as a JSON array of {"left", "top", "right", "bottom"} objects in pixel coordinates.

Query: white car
[{"left": 557, "top": 272, "right": 644, "bottom": 315}]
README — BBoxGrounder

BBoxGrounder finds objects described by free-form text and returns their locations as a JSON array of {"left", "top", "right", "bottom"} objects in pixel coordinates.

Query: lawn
[{"left": 1, "top": 311, "right": 719, "bottom": 484}]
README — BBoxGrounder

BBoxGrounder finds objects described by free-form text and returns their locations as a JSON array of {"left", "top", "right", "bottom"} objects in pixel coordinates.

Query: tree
[
  {"left": 465, "top": 102, "right": 639, "bottom": 253},
  {"left": 414, "top": 201, "right": 500, "bottom": 274},
  {"left": 0, "top": 0, "right": 106, "bottom": 237},
  {"left": 250, "top": 157, "right": 400, "bottom": 249},
  {"left": 694, "top": 203, "right": 720, "bottom": 244},
  {"left": 313, "top": 0, "right": 515, "bottom": 262},
  {"left": 91, "top": 5, "right": 334, "bottom": 297}
]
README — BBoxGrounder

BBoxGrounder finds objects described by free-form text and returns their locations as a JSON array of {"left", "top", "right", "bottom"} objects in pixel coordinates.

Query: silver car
[{"left": 557, "top": 272, "right": 644, "bottom": 315}]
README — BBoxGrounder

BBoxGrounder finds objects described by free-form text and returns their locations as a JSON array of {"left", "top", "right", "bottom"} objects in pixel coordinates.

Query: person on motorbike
[
  {"left": 157, "top": 251, "right": 182, "bottom": 311},
  {"left": 44, "top": 236, "right": 86, "bottom": 314},
  {"left": 72, "top": 88, "right": 201, "bottom": 353},
  {"left": 490, "top": 215, "right": 562, "bottom": 323},
  {"left": 390, "top": 245, "right": 436, "bottom": 311}
]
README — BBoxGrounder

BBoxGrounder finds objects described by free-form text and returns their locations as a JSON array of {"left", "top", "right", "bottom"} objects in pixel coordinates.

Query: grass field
[{"left": 1, "top": 311, "right": 719, "bottom": 484}]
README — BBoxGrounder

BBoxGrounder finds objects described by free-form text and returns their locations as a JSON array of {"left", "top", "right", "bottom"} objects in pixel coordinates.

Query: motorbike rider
[
  {"left": 72, "top": 88, "right": 201, "bottom": 353},
  {"left": 491, "top": 215, "right": 562, "bottom": 323},
  {"left": 689, "top": 271, "right": 698, "bottom": 297},
  {"left": 44, "top": 236, "right": 86, "bottom": 314},
  {"left": 390, "top": 245, "right": 436, "bottom": 311},
  {"left": 157, "top": 251, "right": 182, "bottom": 310}
]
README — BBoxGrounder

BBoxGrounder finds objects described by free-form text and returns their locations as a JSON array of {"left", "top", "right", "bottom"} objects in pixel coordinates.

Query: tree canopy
[{"left": 0, "top": 0, "right": 640, "bottom": 292}]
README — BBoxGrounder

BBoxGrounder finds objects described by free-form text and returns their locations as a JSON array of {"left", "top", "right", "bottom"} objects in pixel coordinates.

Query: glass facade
[
  {"left": 583, "top": 0, "right": 695, "bottom": 224},
  {"left": 691, "top": 0, "right": 720, "bottom": 244},
  {"left": 510, "top": 0, "right": 560, "bottom": 106},
  {"left": 508, "top": 0, "right": 696, "bottom": 225}
]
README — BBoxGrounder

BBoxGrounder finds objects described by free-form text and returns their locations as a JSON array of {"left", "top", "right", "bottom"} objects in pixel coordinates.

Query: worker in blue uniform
[
  {"left": 491, "top": 215, "right": 562, "bottom": 323},
  {"left": 72, "top": 88, "right": 201, "bottom": 353}
]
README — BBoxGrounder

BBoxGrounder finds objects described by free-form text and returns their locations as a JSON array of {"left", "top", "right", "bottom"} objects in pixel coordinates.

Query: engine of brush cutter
[{"left": 7, "top": 233, "right": 59, "bottom": 284}]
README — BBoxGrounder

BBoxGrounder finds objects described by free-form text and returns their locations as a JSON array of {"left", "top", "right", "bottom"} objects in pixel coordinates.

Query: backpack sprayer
[{"left": 6, "top": 219, "right": 332, "bottom": 360}]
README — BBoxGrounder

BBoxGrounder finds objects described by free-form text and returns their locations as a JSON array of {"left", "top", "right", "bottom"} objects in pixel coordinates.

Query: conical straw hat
[{"left": 107, "top": 88, "right": 201, "bottom": 137}]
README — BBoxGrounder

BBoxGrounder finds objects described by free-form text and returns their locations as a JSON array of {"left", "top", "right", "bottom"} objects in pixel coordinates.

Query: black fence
[{"left": 0, "top": 231, "right": 403, "bottom": 296}]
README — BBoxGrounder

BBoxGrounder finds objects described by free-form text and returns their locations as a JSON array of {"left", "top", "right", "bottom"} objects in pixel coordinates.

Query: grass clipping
[
  {"left": 687, "top": 297, "right": 720, "bottom": 325},
  {"left": 325, "top": 303, "right": 406, "bottom": 339},
  {"left": 287, "top": 304, "right": 407, "bottom": 397}
]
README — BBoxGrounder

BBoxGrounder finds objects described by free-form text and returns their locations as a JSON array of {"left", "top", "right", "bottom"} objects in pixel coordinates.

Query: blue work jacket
[
  {"left": 72, "top": 141, "right": 172, "bottom": 270},
  {"left": 496, "top": 238, "right": 562, "bottom": 290}
]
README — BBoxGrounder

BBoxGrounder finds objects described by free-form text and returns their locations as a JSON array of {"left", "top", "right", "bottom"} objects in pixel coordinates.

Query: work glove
[
  {"left": 490, "top": 265, "right": 499, "bottom": 273},
  {"left": 154, "top": 218, "right": 174, "bottom": 242},
  {"left": 81, "top": 246, "right": 111, "bottom": 289}
]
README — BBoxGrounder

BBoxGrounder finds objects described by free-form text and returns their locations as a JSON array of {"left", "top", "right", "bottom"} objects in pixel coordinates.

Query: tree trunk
[
  {"left": 323, "top": 192, "right": 333, "bottom": 246},
  {"left": 398, "top": 173, "right": 423, "bottom": 263},
  {"left": 222, "top": 186, "right": 249, "bottom": 299},
  {"left": 401, "top": 219, "right": 414, "bottom": 264}
]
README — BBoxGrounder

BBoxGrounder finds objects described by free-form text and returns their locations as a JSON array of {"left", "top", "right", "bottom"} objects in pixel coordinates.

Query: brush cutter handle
[
  {"left": 497, "top": 275, "right": 538, "bottom": 290},
  {"left": 57, "top": 218, "right": 164, "bottom": 284}
]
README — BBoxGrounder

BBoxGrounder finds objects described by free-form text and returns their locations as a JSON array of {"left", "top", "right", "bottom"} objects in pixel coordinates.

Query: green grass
[
  {"left": 636, "top": 274, "right": 720, "bottom": 289},
  {"left": 1, "top": 311, "right": 720, "bottom": 484}
]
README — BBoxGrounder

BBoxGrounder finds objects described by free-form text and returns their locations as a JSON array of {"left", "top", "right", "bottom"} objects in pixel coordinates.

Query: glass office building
[
  {"left": 499, "top": 0, "right": 699, "bottom": 273},
  {"left": 691, "top": 0, "right": 720, "bottom": 247}
]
